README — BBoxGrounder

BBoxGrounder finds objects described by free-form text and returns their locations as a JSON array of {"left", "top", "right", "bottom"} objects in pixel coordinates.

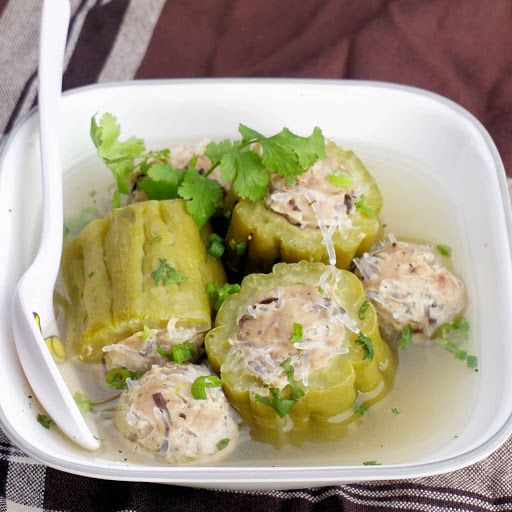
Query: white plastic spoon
[{"left": 11, "top": 0, "right": 100, "bottom": 451}]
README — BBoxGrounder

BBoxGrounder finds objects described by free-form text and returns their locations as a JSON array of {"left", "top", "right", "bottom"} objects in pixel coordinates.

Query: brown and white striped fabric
[{"left": 1, "top": 1, "right": 512, "bottom": 510}]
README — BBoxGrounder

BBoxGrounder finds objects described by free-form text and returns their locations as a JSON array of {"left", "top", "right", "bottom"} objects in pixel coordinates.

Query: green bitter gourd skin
[
  {"left": 62, "top": 199, "right": 225, "bottom": 362},
  {"left": 205, "top": 261, "right": 395, "bottom": 446},
  {"left": 225, "top": 143, "right": 382, "bottom": 274}
]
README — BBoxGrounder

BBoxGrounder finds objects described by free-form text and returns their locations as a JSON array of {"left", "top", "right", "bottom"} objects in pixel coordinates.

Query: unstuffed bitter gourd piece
[
  {"left": 62, "top": 199, "right": 225, "bottom": 362},
  {"left": 225, "top": 143, "right": 382, "bottom": 273},
  {"left": 205, "top": 261, "right": 395, "bottom": 446}
]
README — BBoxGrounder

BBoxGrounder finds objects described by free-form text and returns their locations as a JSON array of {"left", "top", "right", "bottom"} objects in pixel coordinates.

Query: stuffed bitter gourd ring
[
  {"left": 62, "top": 199, "right": 225, "bottom": 362},
  {"left": 225, "top": 143, "right": 382, "bottom": 273},
  {"left": 205, "top": 261, "right": 395, "bottom": 446}
]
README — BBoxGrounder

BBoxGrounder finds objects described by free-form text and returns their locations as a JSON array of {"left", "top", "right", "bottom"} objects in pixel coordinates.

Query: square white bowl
[{"left": 0, "top": 79, "right": 511, "bottom": 490}]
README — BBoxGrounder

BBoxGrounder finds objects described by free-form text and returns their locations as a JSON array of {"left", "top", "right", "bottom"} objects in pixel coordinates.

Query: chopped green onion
[
  {"left": 207, "top": 234, "right": 225, "bottom": 259},
  {"left": 398, "top": 325, "right": 413, "bottom": 349},
  {"left": 207, "top": 283, "right": 241, "bottom": 311},
  {"left": 105, "top": 367, "right": 142, "bottom": 389},
  {"left": 363, "top": 460, "right": 381, "bottom": 466},
  {"left": 352, "top": 403, "right": 367, "bottom": 415},
  {"left": 289, "top": 322, "right": 303, "bottom": 344},
  {"left": 326, "top": 172, "right": 353, "bottom": 188},
  {"left": 355, "top": 194, "right": 376, "bottom": 217},
  {"left": 356, "top": 333, "right": 374, "bottom": 360},
  {"left": 216, "top": 438, "right": 230, "bottom": 451},
  {"left": 358, "top": 298, "right": 370, "bottom": 320},
  {"left": 191, "top": 375, "right": 222, "bottom": 400},
  {"left": 437, "top": 244, "right": 452, "bottom": 257},
  {"left": 467, "top": 355, "right": 478, "bottom": 369},
  {"left": 37, "top": 414, "right": 54, "bottom": 429},
  {"left": 229, "top": 239, "right": 247, "bottom": 255},
  {"left": 317, "top": 286, "right": 324, "bottom": 294},
  {"left": 73, "top": 391, "right": 95, "bottom": 413},
  {"left": 157, "top": 342, "right": 196, "bottom": 364}
]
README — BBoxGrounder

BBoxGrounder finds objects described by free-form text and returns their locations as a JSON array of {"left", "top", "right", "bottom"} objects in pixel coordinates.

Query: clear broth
[{"left": 59, "top": 142, "right": 478, "bottom": 467}]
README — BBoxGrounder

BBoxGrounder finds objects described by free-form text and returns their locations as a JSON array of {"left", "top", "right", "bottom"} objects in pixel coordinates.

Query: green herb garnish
[
  {"left": 208, "top": 233, "right": 225, "bottom": 259},
  {"left": 88, "top": 189, "right": 96, "bottom": 197},
  {"left": 437, "top": 244, "right": 452, "bottom": 257},
  {"left": 467, "top": 355, "right": 478, "bottom": 369},
  {"left": 105, "top": 367, "right": 142, "bottom": 389},
  {"left": 141, "top": 325, "right": 151, "bottom": 342},
  {"left": 434, "top": 316, "right": 475, "bottom": 368},
  {"left": 157, "top": 342, "right": 196, "bottom": 364},
  {"left": 254, "top": 359, "right": 304, "bottom": 417},
  {"left": 91, "top": 114, "right": 325, "bottom": 228},
  {"left": 358, "top": 298, "right": 370, "bottom": 320},
  {"left": 207, "top": 283, "right": 241, "bottom": 311},
  {"left": 356, "top": 333, "right": 374, "bottom": 360},
  {"left": 398, "top": 325, "right": 414, "bottom": 349},
  {"left": 289, "top": 322, "right": 303, "bottom": 344},
  {"left": 229, "top": 239, "right": 247, "bottom": 255},
  {"left": 326, "top": 172, "right": 352, "bottom": 188},
  {"left": 151, "top": 258, "right": 184, "bottom": 286},
  {"left": 355, "top": 194, "right": 376, "bottom": 217},
  {"left": 391, "top": 407, "right": 400, "bottom": 415},
  {"left": 363, "top": 460, "right": 381, "bottom": 466},
  {"left": 191, "top": 375, "right": 223, "bottom": 400},
  {"left": 37, "top": 414, "right": 54, "bottom": 429},
  {"left": 216, "top": 438, "right": 230, "bottom": 451},
  {"left": 352, "top": 403, "right": 367, "bottom": 415},
  {"left": 149, "top": 234, "right": 162, "bottom": 245},
  {"left": 73, "top": 391, "right": 95, "bottom": 413}
]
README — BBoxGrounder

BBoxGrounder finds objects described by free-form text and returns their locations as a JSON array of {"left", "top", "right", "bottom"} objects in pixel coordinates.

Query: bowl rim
[{"left": 0, "top": 77, "right": 511, "bottom": 484}]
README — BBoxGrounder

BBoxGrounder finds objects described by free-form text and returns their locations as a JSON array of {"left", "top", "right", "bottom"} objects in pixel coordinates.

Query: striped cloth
[{"left": 1, "top": 1, "right": 512, "bottom": 510}]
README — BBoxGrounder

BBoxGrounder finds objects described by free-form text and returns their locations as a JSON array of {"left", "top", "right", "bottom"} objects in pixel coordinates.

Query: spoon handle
[{"left": 35, "top": 0, "right": 69, "bottom": 270}]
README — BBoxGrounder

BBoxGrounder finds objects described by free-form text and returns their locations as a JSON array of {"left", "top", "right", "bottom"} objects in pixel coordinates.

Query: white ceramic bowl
[{"left": 0, "top": 79, "right": 511, "bottom": 490}]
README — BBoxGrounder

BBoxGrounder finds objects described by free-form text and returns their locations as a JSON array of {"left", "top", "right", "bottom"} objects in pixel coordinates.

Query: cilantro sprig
[
  {"left": 355, "top": 333, "right": 374, "bottom": 360},
  {"left": 90, "top": 113, "right": 325, "bottom": 228}
]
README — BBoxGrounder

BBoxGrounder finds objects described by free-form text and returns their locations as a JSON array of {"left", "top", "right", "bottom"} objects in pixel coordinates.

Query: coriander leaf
[
  {"left": 178, "top": 169, "right": 223, "bottom": 228},
  {"left": 391, "top": 407, "right": 400, "bottom": 415},
  {"left": 238, "top": 124, "right": 264, "bottom": 143},
  {"left": 204, "top": 139, "right": 238, "bottom": 168},
  {"left": 73, "top": 391, "right": 95, "bottom": 413},
  {"left": 353, "top": 403, "right": 367, "bottom": 415},
  {"left": 90, "top": 113, "right": 145, "bottom": 194},
  {"left": 290, "top": 322, "right": 303, "bottom": 344},
  {"left": 37, "top": 414, "right": 54, "bottom": 429},
  {"left": 191, "top": 375, "right": 222, "bottom": 400},
  {"left": 151, "top": 258, "right": 185, "bottom": 286},
  {"left": 358, "top": 298, "right": 370, "bottom": 320},
  {"left": 398, "top": 325, "right": 413, "bottom": 349},
  {"left": 355, "top": 194, "right": 376, "bottom": 217},
  {"left": 259, "top": 138, "right": 302, "bottom": 182},
  {"left": 281, "top": 358, "right": 305, "bottom": 401},
  {"left": 356, "top": 333, "right": 374, "bottom": 360},
  {"left": 139, "top": 162, "right": 184, "bottom": 200},
  {"left": 254, "top": 388, "right": 296, "bottom": 418},
  {"left": 216, "top": 438, "right": 230, "bottom": 451},
  {"left": 221, "top": 150, "right": 269, "bottom": 201},
  {"left": 269, "top": 126, "right": 326, "bottom": 169},
  {"left": 207, "top": 283, "right": 241, "bottom": 311}
]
